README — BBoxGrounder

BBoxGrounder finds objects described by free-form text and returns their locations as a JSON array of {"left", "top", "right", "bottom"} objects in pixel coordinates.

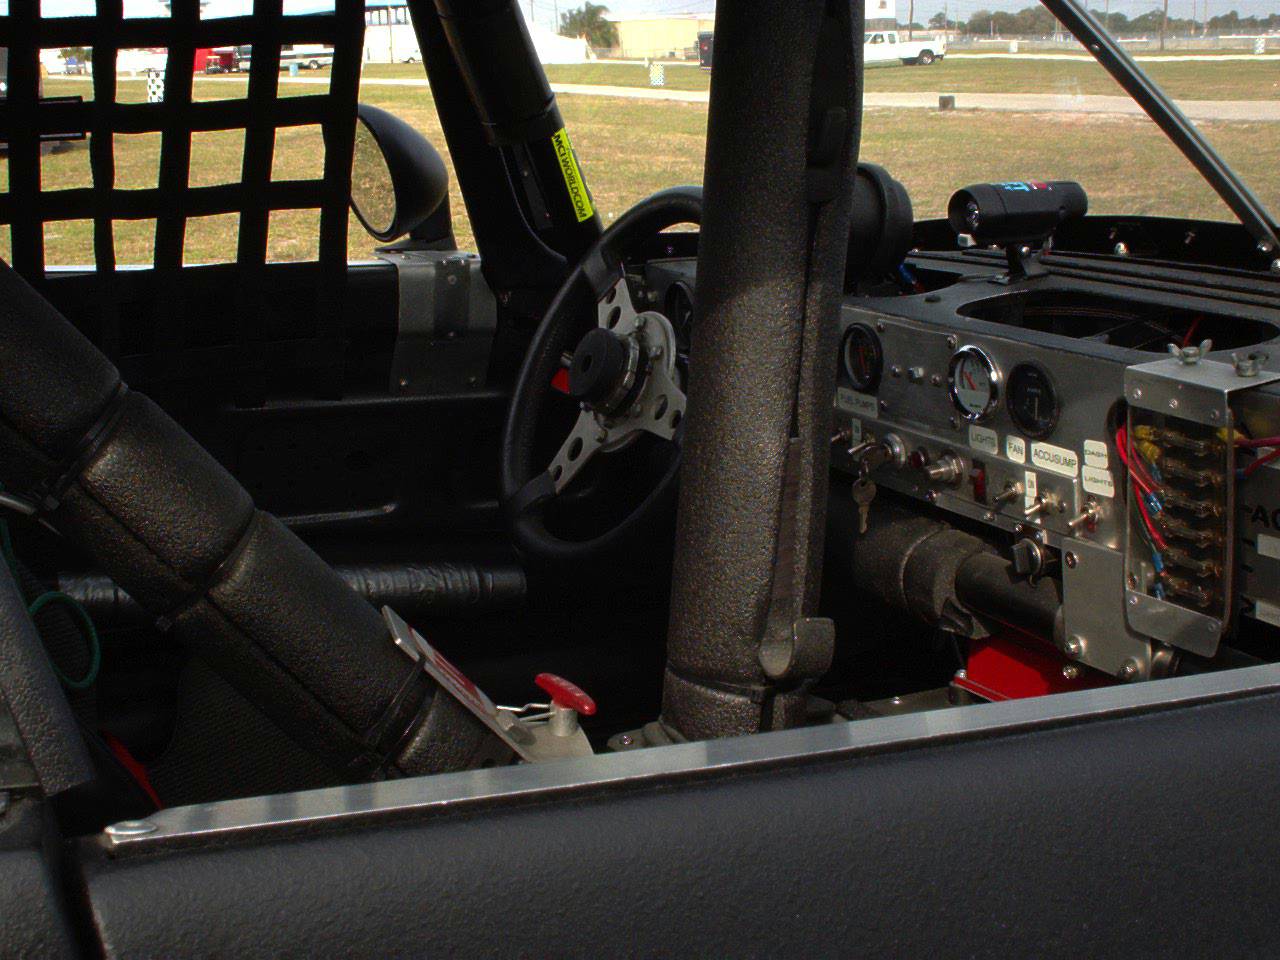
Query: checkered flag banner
[{"left": 145, "top": 69, "right": 165, "bottom": 103}]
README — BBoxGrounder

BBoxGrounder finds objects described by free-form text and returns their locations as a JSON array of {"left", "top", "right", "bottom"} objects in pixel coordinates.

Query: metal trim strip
[{"left": 102, "top": 661, "right": 1280, "bottom": 853}]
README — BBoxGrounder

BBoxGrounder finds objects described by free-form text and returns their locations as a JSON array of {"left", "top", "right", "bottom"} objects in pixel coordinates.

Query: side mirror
[{"left": 350, "top": 102, "right": 453, "bottom": 246}]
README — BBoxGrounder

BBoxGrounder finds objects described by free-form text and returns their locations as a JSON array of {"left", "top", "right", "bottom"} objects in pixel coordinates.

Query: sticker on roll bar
[{"left": 383, "top": 607, "right": 540, "bottom": 762}]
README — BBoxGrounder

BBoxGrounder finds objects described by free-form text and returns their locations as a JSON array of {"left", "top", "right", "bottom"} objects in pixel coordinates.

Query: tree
[{"left": 559, "top": 3, "right": 619, "bottom": 49}]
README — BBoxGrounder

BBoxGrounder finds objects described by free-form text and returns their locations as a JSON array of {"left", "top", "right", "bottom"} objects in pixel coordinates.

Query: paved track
[{"left": 180, "top": 74, "right": 1280, "bottom": 122}]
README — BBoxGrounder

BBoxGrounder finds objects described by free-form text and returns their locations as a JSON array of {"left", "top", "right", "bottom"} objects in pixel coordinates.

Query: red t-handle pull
[{"left": 535, "top": 673, "right": 597, "bottom": 716}]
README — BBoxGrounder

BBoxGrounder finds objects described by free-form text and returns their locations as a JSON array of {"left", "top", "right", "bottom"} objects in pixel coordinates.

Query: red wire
[
  {"left": 1236, "top": 436, "right": 1280, "bottom": 449},
  {"left": 1114, "top": 427, "right": 1156, "bottom": 496},
  {"left": 1244, "top": 447, "right": 1280, "bottom": 479},
  {"left": 1181, "top": 316, "right": 1201, "bottom": 348}
]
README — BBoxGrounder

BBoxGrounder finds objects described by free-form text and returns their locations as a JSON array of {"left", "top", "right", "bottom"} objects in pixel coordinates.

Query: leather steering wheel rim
[{"left": 500, "top": 185, "right": 703, "bottom": 566}]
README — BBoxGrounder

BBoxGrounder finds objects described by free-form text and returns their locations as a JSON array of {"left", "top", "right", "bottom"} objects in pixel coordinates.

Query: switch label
[
  {"left": 968, "top": 425, "right": 998, "bottom": 456},
  {"left": 1031, "top": 441, "right": 1079, "bottom": 478},
  {"left": 837, "top": 387, "right": 878, "bottom": 419}
]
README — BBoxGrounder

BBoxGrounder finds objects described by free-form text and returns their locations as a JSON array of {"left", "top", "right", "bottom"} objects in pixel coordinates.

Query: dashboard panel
[{"left": 644, "top": 245, "right": 1280, "bottom": 688}]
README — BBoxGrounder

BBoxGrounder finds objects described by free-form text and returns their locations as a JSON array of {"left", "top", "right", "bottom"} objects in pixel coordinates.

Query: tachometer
[
  {"left": 841, "top": 323, "right": 883, "bottom": 393},
  {"left": 948, "top": 345, "right": 1000, "bottom": 421},
  {"left": 1006, "top": 362, "right": 1058, "bottom": 438}
]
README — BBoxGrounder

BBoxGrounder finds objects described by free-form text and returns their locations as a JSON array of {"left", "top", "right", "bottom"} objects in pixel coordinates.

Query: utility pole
[
  {"left": 908, "top": 0, "right": 913, "bottom": 38},
  {"left": 1160, "top": 0, "right": 1169, "bottom": 49}
]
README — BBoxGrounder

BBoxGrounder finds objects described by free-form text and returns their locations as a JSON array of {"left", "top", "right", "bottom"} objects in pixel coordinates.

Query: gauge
[
  {"left": 1006, "top": 362, "right": 1059, "bottom": 438},
  {"left": 663, "top": 281, "right": 695, "bottom": 351},
  {"left": 841, "top": 323, "right": 883, "bottom": 393},
  {"left": 947, "top": 345, "right": 1000, "bottom": 421}
]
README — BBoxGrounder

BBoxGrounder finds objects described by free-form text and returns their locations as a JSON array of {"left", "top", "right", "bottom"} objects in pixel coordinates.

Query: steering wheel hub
[
  {"left": 500, "top": 185, "right": 702, "bottom": 565},
  {"left": 567, "top": 327, "right": 642, "bottom": 414}
]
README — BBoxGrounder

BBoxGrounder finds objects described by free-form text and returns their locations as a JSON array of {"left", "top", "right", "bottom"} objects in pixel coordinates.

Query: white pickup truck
[{"left": 864, "top": 30, "right": 946, "bottom": 66}]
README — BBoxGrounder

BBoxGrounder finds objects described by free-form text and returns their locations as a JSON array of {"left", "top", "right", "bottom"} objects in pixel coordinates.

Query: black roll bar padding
[
  {"left": 0, "top": 261, "right": 504, "bottom": 786},
  {"left": 59, "top": 561, "right": 527, "bottom": 629},
  {"left": 661, "top": 0, "right": 863, "bottom": 741},
  {"left": 425, "top": 0, "right": 602, "bottom": 266},
  {"left": 404, "top": 0, "right": 568, "bottom": 290},
  {"left": 0, "top": 560, "right": 95, "bottom": 798}
]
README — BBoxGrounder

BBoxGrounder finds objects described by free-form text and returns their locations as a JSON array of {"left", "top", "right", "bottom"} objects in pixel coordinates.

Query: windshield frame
[{"left": 1041, "top": 0, "right": 1280, "bottom": 263}]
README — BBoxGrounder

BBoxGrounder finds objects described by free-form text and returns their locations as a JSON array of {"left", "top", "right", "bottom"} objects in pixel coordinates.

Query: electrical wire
[
  {"left": 1114, "top": 426, "right": 1157, "bottom": 496},
  {"left": 0, "top": 486, "right": 101, "bottom": 690}
]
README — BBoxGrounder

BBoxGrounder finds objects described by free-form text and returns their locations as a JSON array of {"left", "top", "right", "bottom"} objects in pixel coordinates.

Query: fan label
[
  {"left": 551, "top": 127, "right": 596, "bottom": 223},
  {"left": 1006, "top": 435, "right": 1026, "bottom": 464},
  {"left": 1031, "top": 441, "right": 1079, "bottom": 478}
]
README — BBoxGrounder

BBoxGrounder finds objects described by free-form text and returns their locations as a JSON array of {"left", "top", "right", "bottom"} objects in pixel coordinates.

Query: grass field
[
  {"left": 7, "top": 56, "right": 1279, "bottom": 266},
  {"left": 362, "top": 56, "right": 1280, "bottom": 102}
]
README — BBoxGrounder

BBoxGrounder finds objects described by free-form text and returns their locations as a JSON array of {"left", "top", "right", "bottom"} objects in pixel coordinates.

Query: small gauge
[
  {"left": 841, "top": 323, "right": 883, "bottom": 393},
  {"left": 947, "top": 345, "right": 1000, "bottom": 421},
  {"left": 1006, "top": 362, "right": 1059, "bottom": 438}
]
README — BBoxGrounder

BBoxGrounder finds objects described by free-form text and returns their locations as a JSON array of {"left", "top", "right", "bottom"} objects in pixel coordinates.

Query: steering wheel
[{"left": 501, "top": 186, "right": 702, "bottom": 565}]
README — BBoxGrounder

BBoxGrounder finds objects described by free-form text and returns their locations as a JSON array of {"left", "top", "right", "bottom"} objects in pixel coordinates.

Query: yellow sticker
[{"left": 550, "top": 127, "right": 595, "bottom": 223}]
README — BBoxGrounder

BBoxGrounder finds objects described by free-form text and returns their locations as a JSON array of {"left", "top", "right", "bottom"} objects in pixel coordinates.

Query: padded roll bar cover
[
  {"left": 0, "top": 262, "right": 120, "bottom": 460},
  {"left": 54, "top": 392, "right": 254, "bottom": 613},
  {"left": 662, "top": 0, "right": 860, "bottom": 738},
  {"left": 0, "top": 261, "right": 500, "bottom": 778},
  {"left": 173, "top": 512, "right": 409, "bottom": 738}
]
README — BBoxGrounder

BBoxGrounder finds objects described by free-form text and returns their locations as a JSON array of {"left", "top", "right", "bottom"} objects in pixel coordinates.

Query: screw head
[
  {"left": 1113, "top": 241, "right": 1130, "bottom": 256},
  {"left": 618, "top": 734, "right": 634, "bottom": 747},
  {"left": 1271, "top": 259, "right": 1280, "bottom": 275},
  {"left": 925, "top": 490, "right": 939, "bottom": 503},
  {"left": 1065, "top": 551, "right": 1077, "bottom": 569},
  {"left": 1117, "top": 658, "right": 1140, "bottom": 681},
  {"left": 1128, "top": 594, "right": 1139, "bottom": 606},
  {"left": 1064, "top": 635, "right": 1083, "bottom": 658},
  {"left": 946, "top": 335, "right": 958, "bottom": 349},
  {"left": 1062, "top": 663, "right": 1081, "bottom": 680},
  {"left": 1131, "top": 387, "right": 1143, "bottom": 401},
  {"left": 931, "top": 374, "right": 943, "bottom": 387},
  {"left": 876, "top": 320, "right": 886, "bottom": 332},
  {"left": 1168, "top": 398, "right": 1179, "bottom": 410}
]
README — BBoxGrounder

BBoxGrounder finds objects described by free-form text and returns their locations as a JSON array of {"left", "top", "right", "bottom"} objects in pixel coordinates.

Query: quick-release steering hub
[
  {"left": 548, "top": 279, "right": 684, "bottom": 493},
  {"left": 566, "top": 327, "right": 641, "bottom": 413}
]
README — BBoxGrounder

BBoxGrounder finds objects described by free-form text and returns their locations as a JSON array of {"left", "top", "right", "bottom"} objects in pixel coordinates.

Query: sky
[
  {"left": 16, "top": 0, "right": 1280, "bottom": 27},
  {"left": 524, "top": 0, "right": 1280, "bottom": 30}
]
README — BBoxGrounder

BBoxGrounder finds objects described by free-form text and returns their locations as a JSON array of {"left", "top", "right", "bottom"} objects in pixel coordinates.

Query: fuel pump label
[{"left": 837, "top": 387, "right": 878, "bottom": 419}]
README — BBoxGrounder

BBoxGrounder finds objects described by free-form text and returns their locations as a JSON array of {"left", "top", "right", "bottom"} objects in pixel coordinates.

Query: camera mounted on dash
[{"left": 947, "top": 180, "right": 1088, "bottom": 283}]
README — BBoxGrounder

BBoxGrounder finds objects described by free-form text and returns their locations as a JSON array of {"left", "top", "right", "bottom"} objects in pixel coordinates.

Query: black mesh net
[{"left": 0, "top": 0, "right": 365, "bottom": 397}]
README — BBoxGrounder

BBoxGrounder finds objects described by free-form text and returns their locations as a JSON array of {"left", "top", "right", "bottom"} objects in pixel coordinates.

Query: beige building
[{"left": 607, "top": 15, "right": 717, "bottom": 60}]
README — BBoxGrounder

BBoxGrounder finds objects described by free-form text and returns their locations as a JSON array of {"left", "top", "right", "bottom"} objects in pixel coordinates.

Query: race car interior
[{"left": 1, "top": 0, "right": 1279, "bottom": 847}]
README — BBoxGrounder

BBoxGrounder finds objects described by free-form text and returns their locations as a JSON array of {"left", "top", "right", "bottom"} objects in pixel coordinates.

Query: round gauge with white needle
[{"left": 947, "top": 345, "right": 1001, "bottom": 421}]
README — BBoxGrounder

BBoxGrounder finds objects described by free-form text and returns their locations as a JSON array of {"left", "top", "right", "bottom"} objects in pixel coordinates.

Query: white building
[{"left": 362, "top": 0, "right": 588, "bottom": 64}]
